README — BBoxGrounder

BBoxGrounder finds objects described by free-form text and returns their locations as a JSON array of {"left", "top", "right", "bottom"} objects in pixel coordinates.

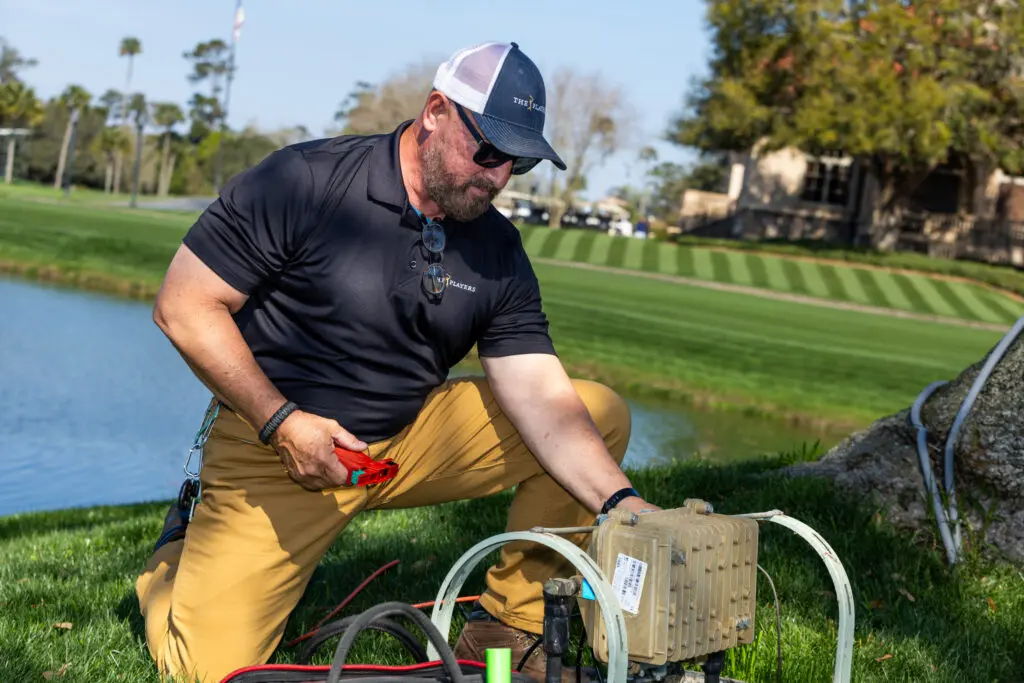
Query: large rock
[{"left": 782, "top": 331, "right": 1024, "bottom": 564}]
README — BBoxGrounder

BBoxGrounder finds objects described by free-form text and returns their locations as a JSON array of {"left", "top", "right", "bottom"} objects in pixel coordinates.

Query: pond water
[{"left": 0, "top": 277, "right": 838, "bottom": 518}]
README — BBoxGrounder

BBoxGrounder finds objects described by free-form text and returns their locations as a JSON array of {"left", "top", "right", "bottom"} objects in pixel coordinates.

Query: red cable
[
  {"left": 285, "top": 559, "right": 400, "bottom": 647},
  {"left": 410, "top": 595, "right": 480, "bottom": 610}
]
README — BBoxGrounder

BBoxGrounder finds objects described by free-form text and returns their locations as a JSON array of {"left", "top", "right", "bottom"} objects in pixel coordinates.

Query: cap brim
[{"left": 473, "top": 112, "right": 567, "bottom": 171}]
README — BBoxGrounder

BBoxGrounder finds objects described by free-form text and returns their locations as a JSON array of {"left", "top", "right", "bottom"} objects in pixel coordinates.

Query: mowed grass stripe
[
  {"left": 519, "top": 226, "right": 546, "bottom": 253},
  {"left": 691, "top": 249, "right": 715, "bottom": 280},
  {"left": 552, "top": 229, "right": 582, "bottom": 261},
  {"left": 723, "top": 251, "right": 752, "bottom": 286},
  {"left": 910, "top": 276, "right": 960, "bottom": 318},
  {"left": 817, "top": 264, "right": 850, "bottom": 301},
  {"left": 930, "top": 279, "right": 979, "bottom": 320},
  {"left": 852, "top": 268, "right": 891, "bottom": 308},
  {"left": 891, "top": 274, "right": 936, "bottom": 315},
  {"left": 952, "top": 283, "right": 1010, "bottom": 324},
  {"left": 622, "top": 238, "right": 645, "bottom": 270},
  {"left": 657, "top": 243, "right": 677, "bottom": 274},
  {"left": 537, "top": 229, "right": 566, "bottom": 258},
  {"left": 709, "top": 250, "right": 733, "bottom": 283},
  {"left": 871, "top": 271, "right": 913, "bottom": 311},
  {"left": 780, "top": 259, "right": 809, "bottom": 294},
  {"left": 606, "top": 237, "right": 627, "bottom": 268},
  {"left": 761, "top": 255, "right": 792, "bottom": 292},
  {"left": 745, "top": 253, "right": 770, "bottom": 288},
  {"left": 587, "top": 233, "right": 611, "bottom": 265},
  {"left": 571, "top": 231, "right": 597, "bottom": 262},
  {"left": 641, "top": 240, "right": 661, "bottom": 273},
  {"left": 676, "top": 245, "right": 695, "bottom": 276},
  {"left": 795, "top": 260, "right": 830, "bottom": 299},
  {"left": 973, "top": 288, "right": 1022, "bottom": 324}
]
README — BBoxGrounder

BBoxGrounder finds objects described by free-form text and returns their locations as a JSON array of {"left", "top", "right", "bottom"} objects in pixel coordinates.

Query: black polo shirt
[{"left": 182, "top": 120, "right": 556, "bottom": 443}]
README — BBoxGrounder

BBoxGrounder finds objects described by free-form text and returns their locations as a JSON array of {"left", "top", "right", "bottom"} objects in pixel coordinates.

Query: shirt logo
[
  {"left": 446, "top": 275, "right": 477, "bottom": 293},
  {"left": 512, "top": 95, "right": 545, "bottom": 113}
]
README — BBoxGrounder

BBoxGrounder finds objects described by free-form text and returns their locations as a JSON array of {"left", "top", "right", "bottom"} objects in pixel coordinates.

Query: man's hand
[
  {"left": 270, "top": 410, "right": 368, "bottom": 490},
  {"left": 614, "top": 496, "right": 662, "bottom": 516}
]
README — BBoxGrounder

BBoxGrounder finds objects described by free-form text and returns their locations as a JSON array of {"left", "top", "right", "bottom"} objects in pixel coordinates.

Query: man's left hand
[{"left": 614, "top": 496, "right": 662, "bottom": 515}]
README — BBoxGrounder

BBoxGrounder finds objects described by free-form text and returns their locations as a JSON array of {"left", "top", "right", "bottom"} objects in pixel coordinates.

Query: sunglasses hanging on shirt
[{"left": 413, "top": 208, "right": 448, "bottom": 301}]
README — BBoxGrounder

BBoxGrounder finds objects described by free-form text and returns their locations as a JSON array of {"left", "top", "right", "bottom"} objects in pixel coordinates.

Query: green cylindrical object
[{"left": 486, "top": 647, "right": 512, "bottom": 683}]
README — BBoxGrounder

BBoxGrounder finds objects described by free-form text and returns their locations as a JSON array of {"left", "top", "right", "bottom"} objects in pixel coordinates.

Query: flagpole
[{"left": 213, "top": 0, "right": 243, "bottom": 195}]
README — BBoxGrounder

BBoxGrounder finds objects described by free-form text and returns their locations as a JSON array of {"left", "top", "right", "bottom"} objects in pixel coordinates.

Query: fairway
[
  {"left": 532, "top": 262, "right": 1002, "bottom": 425},
  {"left": 0, "top": 196, "right": 1006, "bottom": 426},
  {"left": 520, "top": 226, "right": 1024, "bottom": 325}
]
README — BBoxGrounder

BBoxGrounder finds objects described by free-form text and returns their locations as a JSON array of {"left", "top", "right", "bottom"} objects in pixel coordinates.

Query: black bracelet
[
  {"left": 601, "top": 487, "right": 640, "bottom": 515},
  {"left": 258, "top": 400, "right": 299, "bottom": 444}
]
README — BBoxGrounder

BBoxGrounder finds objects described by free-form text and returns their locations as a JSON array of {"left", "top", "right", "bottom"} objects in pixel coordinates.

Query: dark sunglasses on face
[{"left": 453, "top": 103, "right": 542, "bottom": 176}]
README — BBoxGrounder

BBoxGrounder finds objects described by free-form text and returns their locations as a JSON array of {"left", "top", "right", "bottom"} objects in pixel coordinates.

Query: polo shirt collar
[{"left": 367, "top": 119, "right": 414, "bottom": 211}]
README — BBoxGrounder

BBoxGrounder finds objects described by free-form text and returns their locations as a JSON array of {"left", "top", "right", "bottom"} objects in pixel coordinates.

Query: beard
[{"left": 421, "top": 135, "right": 500, "bottom": 222}]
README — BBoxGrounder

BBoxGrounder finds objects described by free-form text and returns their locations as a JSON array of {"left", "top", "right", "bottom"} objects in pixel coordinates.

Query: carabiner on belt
[{"left": 180, "top": 398, "right": 220, "bottom": 522}]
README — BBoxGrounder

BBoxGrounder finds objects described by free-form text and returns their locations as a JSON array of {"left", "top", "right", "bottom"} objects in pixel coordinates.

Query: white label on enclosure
[{"left": 611, "top": 552, "right": 648, "bottom": 615}]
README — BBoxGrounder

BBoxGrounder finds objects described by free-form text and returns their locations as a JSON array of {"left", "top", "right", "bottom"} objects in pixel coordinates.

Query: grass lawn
[
  {"left": 2, "top": 190, "right": 1024, "bottom": 681},
  {"left": 0, "top": 195, "right": 1008, "bottom": 429},
  {"left": 519, "top": 226, "right": 1024, "bottom": 326},
  {"left": 2, "top": 456, "right": 1022, "bottom": 682}
]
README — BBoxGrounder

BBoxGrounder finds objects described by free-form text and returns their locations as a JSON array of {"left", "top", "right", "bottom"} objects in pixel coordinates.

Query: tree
[
  {"left": 53, "top": 85, "right": 91, "bottom": 190},
  {"left": 91, "top": 126, "right": 131, "bottom": 193},
  {"left": 0, "top": 38, "right": 37, "bottom": 85},
  {"left": 670, "top": 0, "right": 1024, "bottom": 236},
  {"left": 0, "top": 80, "right": 44, "bottom": 183},
  {"left": 118, "top": 37, "right": 142, "bottom": 126},
  {"left": 151, "top": 102, "right": 185, "bottom": 196},
  {"left": 183, "top": 39, "right": 233, "bottom": 137},
  {"left": 645, "top": 162, "right": 690, "bottom": 222},
  {"left": 98, "top": 89, "right": 123, "bottom": 126},
  {"left": 126, "top": 93, "right": 149, "bottom": 207},
  {"left": 543, "top": 67, "right": 636, "bottom": 227},
  {"left": 785, "top": 331, "right": 1024, "bottom": 566},
  {"left": 334, "top": 59, "right": 438, "bottom": 136}
]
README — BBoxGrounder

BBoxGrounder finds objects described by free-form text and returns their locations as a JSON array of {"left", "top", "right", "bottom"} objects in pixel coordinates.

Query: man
[{"left": 137, "top": 41, "right": 658, "bottom": 682}]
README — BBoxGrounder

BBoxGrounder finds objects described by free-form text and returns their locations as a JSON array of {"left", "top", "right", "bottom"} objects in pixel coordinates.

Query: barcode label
[{"left": 611, "top": 552, "right": 648, "bottom": 614}]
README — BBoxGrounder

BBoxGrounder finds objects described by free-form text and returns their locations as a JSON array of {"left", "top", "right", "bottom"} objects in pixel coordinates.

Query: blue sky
[{"left": 1, "top": 0, "right": 712, "bottom": 199}]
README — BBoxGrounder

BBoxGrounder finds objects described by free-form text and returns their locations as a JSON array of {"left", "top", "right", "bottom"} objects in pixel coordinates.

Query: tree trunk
[
  {"left": 158, "top": 133, "right": 171, "bottom": 196},
  {"left": 4, "top": 137, "right": 15, "bottom": 184},
  {"left": 159, "top": 153, "right": 177, "bottom": 197},
  {"left": 53, "top": 117, "right": 73, "bottom": 189},
  {"left": 113, "top": 151, "right": 124, "bottom": 195},
  {"left": 104, "top": 160, "right": 113, "bottom": 194},
  {"left": 782, "top": 330, "right": 1024, "bottom": 564}
]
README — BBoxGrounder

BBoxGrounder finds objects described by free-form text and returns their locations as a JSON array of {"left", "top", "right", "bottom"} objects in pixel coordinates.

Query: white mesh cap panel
[{"left": 433, "top": 42, "right": 512, "bottom": 113}]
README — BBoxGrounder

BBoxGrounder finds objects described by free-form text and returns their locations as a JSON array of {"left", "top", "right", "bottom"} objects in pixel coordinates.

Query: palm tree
[
  {"left": 150, "top": 102, "right": 184, "bottom": 196},
  {"left": 98, "top": 88, "right": 123, "bottom": 125},
  {"left": 0, "top": 80, "right": 44, "bottom": 183},
  {"left": 52, "top": 84, "right": 91, "bottom": 189},
  {"left": 91, "top": 127, "right": 131, "bottom": 193},
  {"left": 118, "top": 37, "right": 142, "bottom": 125},
  {"left": 0, "top": 38, "right": 38, "bottom": 85},
  {"left": 126, "top": 93, "right": 150, "bottom": 207}
]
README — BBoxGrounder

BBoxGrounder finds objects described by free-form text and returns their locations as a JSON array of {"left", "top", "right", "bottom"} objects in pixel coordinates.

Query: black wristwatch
[{"left": 601, "top": 487, "right": 640, "bottom": 515}]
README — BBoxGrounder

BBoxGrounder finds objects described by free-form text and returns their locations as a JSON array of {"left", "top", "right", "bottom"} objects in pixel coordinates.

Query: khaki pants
[{"left": 136, "top": 376, "right": 630, "bottom": 682}]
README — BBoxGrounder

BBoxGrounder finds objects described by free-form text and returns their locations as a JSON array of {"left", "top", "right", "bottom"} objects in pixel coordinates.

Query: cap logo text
[{"left": 513, "top": 95, "right": 545, "bottom": 113}]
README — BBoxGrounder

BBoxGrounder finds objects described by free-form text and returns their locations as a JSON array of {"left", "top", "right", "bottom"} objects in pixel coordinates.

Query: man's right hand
[{"left": 269, "top": 410, "right": 369, "bottom": 490}]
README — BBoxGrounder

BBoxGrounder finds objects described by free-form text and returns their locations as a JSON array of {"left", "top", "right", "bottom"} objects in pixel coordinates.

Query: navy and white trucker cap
[{"left": 433, "top": 41, "right": 567, "bottom": 171}]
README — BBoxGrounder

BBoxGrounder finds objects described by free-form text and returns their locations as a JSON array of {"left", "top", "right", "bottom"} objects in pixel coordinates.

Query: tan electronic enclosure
[{"left": 578, "top": 500, "right": 759, "bottom": 665}]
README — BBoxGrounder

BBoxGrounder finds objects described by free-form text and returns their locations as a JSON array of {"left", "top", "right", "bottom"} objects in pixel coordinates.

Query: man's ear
[{"left": 421, "top": 90, "right": 449, "bottom": 134}]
